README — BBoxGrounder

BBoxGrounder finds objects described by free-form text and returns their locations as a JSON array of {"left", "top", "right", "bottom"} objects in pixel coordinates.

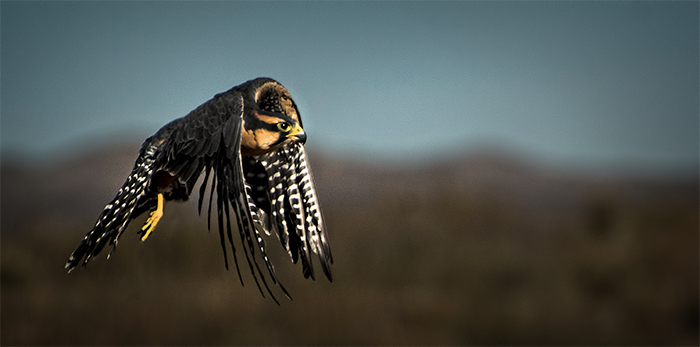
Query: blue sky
[{"left": 2, "top": 1, "right": 698, "bottom": 170}]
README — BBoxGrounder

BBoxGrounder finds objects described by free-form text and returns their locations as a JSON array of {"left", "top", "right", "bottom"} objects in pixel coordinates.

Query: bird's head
[
  {"left": 241, "top": 110, "right": 306, "bottom": 156},
  {"left": 240, "top": 79, "right": 306, "bottom": 156}
]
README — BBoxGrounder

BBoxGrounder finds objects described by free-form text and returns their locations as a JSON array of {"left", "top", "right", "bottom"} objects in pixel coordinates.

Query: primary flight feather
[{"left": 65, "top": 77, "right": 332, "bottom": 302}]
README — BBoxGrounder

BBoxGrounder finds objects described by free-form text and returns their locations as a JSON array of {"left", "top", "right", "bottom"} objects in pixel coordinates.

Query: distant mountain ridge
[{"left": 2, "top": 140, "right": 697, "bottom": 237}]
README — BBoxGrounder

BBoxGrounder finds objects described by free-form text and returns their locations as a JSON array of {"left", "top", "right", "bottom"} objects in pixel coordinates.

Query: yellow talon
[{"left": 141, "top": 193, "right": 164, "bottom": 241}]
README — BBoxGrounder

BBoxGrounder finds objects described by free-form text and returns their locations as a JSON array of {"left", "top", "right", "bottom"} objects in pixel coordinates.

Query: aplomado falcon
[{"left": 65, "top": 77, "right": 332, "bottom": 303}]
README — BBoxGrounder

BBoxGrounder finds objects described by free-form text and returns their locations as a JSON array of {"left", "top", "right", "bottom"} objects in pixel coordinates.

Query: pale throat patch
[{"left": 240, "top": 119, "right": 285, "bottom": 156}]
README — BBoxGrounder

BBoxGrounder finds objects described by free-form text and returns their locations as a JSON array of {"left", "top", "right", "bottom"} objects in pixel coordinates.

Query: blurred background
[{"left": 2, "top": 2, "right": 698, "bottom": 345}]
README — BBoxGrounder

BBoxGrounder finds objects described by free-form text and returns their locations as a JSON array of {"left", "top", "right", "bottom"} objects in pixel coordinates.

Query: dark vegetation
[{"left": 2, "top": 142, "right": 698, "bottom": 345}]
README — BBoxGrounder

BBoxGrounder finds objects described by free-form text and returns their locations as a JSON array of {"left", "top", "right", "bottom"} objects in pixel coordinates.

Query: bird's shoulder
[{"left": 138, "top": 88, "right": 245, "bottom": 160}]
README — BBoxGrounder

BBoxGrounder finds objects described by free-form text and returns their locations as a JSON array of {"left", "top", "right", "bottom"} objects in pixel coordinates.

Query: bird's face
[{"left": 241, "top": 110, "right": 306, "bottom": 156}]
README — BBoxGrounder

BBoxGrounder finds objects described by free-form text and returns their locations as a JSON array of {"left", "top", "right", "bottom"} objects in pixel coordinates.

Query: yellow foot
[{"left": 141, "top": 193, "right": 164, "bottom": 241}]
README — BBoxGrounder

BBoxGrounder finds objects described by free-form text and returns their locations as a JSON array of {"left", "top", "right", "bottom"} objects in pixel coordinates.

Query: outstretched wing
[
  {"left": 253, "top": 144, "right": 333, "bottom": 282},
  {"left": 64, "top": 87, "right": 247, "bottom": 272},
  {"left": 163, "top": 88, "right": 290, "bottom": 302},
  {"left": 241, "top": 78, "right": 333, "bottom": 282},
  {"left": 66, "top": 77, "right": 331, "bottom": 303},
  {"left": 64, "top": 140, "right": 162, "bottom": 270}
]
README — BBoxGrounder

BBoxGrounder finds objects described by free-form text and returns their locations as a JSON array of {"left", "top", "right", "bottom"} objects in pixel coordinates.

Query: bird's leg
[{"left": 141, "top": 193, "right": 164, "bottom": 241}]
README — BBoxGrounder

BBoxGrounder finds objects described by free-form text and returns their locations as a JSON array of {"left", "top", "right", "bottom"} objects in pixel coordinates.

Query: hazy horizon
[{"left": 2, "top": 1, "right": 698, "bottom": 171}]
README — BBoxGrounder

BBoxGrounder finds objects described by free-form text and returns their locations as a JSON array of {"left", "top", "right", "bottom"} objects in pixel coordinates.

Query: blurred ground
[{"left": 1, "top": 142, "right": 698, "bottom": 345}]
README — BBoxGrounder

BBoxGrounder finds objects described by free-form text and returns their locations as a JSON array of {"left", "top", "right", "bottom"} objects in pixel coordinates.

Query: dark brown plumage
[{"left": 65, "top": 78, "right": 332, "bottom": 303}]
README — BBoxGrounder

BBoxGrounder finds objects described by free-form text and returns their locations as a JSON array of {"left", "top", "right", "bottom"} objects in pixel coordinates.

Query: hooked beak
[{"left": 287, "top": 124, "right": 307, "bottom": 144}]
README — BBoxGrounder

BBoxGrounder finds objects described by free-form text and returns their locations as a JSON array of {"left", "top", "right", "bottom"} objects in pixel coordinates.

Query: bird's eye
[{"left": 277, "top": 122, "right": 292, "bottom": 132}]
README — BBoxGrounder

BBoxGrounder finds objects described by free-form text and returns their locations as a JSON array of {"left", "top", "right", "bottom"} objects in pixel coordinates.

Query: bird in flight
[{"left": 65, "top": 77, "right": 332, "bottom": 303}]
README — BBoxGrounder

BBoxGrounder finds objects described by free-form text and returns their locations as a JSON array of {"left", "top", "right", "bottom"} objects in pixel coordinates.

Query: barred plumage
[
  {"left": 66, "top": 142, "right": 159, "bottom": 267},
  {"left": 65, "top": 77, "right": 332, "bottom": 302}
]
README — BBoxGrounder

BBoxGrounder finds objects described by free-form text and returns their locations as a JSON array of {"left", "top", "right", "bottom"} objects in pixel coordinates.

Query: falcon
[{"left": 65, "top": 77, "right": 332, "bottom": 302}]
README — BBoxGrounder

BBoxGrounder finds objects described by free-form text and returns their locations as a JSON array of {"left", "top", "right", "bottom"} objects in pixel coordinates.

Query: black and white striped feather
[
  {"left": 251, "top": 143, "right": 332, "bottom": 281},
  {"left": 65, "top": 77, "right": 332, "bottom": 302}
]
